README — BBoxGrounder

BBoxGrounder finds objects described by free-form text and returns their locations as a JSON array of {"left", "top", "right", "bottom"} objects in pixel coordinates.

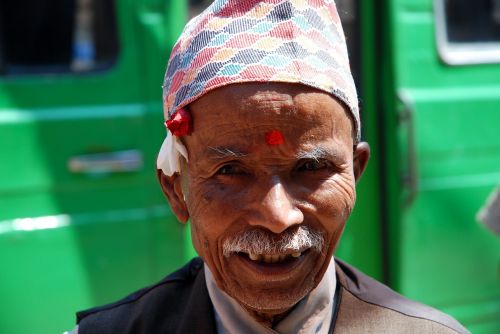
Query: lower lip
[{"left": 234, "top": 251, "right": 308, "bottom": 277}]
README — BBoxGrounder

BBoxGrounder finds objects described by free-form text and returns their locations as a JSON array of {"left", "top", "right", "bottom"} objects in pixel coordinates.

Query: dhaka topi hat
[{"left": 157, "top": 0, "right": 360, "bottom": 176}]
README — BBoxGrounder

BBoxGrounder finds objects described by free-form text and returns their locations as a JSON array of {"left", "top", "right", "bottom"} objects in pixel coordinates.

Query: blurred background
[{"left": 0, "top": 0, "right": 499, "bottom": 333}]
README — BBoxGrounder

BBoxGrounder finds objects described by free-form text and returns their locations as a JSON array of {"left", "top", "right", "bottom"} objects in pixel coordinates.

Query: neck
[{"left": 243, "top": 304, "right": 296, "bottom": 328}]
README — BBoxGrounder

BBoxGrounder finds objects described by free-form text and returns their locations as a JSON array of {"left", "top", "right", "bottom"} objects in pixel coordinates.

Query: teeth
[
  {"left": 247, "top": 252, "right": 303, "bottom": 262},
  {"left": 249, "top": 253, "right": 261, "bottom": 261}
]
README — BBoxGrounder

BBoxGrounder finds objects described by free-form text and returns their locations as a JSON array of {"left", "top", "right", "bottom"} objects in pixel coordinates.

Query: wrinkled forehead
[
  {"left": 186, "top": 82, "right": 355, "bottom": 146},
  {"left": 162, "top": 0, "right": 360, "bottom": 142},
  {"left": 188, "top": 82, "right": 356, "bottom": 138}
]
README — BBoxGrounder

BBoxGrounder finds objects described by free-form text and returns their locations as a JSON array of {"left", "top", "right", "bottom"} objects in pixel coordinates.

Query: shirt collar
[{"left": 204, "top": 258, "right": 337, "bottom": 334}]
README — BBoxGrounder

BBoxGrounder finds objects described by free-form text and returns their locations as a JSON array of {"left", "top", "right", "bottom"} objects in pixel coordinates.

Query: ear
[
  {"left": 353, "top": 142, "right": 370, "bottom": 183},
  {"left": 156, "top": 169, "right": 189, "bottom": 223}
]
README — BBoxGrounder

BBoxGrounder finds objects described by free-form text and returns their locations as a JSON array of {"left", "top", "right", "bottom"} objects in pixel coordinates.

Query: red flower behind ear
[{"left": 165, "top": 107, "right": 192, "bottom": 136}]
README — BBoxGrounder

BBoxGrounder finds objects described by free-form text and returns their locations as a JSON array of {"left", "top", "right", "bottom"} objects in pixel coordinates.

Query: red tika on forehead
[{"left": 265, "top": 130, "right": 285, "bottom": 146}]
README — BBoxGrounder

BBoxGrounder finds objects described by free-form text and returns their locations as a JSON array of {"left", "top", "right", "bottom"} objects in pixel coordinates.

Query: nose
[{"left": 248, "top": 177, "right": 304, "bottom": 234}]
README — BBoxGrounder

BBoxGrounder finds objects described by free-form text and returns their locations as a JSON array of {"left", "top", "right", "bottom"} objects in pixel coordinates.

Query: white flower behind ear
[{"left": 157, "top": 132, "right": 189, "bottom": 176}]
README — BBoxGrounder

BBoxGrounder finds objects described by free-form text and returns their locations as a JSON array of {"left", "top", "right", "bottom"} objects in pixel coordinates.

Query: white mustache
[{"left": 223, "top": 225, "right": 325, "bottom": 257}]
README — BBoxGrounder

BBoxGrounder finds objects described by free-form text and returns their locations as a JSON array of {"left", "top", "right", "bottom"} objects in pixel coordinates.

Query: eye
[
  {"left": 296, "top": 159, "right": 331, "bottom": 172},
  {"left": 216, "top": 164, "right": 245, "bottom": 175}
]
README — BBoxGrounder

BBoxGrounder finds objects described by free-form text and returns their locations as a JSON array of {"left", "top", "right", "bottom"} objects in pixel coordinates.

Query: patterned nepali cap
[{"left": 158, "top": 0, "right": 359, "bottom": 176}]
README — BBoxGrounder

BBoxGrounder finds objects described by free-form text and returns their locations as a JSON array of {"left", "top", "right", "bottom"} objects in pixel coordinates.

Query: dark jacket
[{"left": 77, "top": 258, "right": 470, "bottom": 334}]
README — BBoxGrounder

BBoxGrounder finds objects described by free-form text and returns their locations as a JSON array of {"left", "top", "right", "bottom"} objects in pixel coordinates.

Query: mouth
[
  {"left": 233, "top": 249, "right": 311, "bottom": 287},
  {"left": 239, "top": 250, "right": 305, "bottom": 264},
  {"left": 229, "top": 249, "right": 312, "bottom": 285},
  {"left": 232, "top": 249, "right": 310, "bottom": 278}
]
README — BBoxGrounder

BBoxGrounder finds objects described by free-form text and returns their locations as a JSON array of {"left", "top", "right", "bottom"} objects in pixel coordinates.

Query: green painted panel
[
  {"left": 0, "top": 0, "right": 190, "bottom": 333},
  {"left": 335, "top": 0, "right": 384, "bottom": 281},
  {"left": 0, "top": 208, "right": 194, "bottom": 334},
  {"left": 387, "top": 0, "right": 500, "bottom": 331},
  {"left": 336, "top": 171, "right": 383, "bottom": 280}
]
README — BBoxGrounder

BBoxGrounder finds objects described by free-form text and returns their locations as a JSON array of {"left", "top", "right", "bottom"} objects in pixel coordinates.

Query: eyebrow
[
  {"left": 206, "top": 146, "right": 248, "bottom": 160},
  {"left": 205, "top": 145, "right": 343, "bottom": 162},
  {"left": 296, "top": 146, "right": 342, "bottom": 162}
]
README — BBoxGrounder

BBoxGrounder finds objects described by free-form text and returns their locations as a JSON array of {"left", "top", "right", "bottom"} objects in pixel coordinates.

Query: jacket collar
[{"left": 176, "top": 261, "right": 218, "bottom": 334}]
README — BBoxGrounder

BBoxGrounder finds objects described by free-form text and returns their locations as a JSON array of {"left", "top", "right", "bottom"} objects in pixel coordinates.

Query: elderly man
[{"left": 74, "top": 0, "right": 469, "bottom": 333}]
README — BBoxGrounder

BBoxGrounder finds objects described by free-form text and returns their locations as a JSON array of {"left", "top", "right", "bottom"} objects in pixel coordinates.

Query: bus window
[
  {"left": 435, "top": 0, "right": 500, "bottom": 65},
  {"left": 336, "top": 0, "right": 361, "bottom": 88},
  {"left": 189, "top": 0, "right": 212, "bottom": 18},
  {"left": 0, "top": 0, "right": 119, "bottom": 76}
]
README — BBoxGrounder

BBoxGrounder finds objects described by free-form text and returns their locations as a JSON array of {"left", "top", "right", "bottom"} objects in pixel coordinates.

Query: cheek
[
  {"left": 189, "top": 220, "right": 210, "bottom": 259},
  {"left": 331, "top": 171, "right": 357, "bottom": 212},
  {"left": 189, "top": 178, "right": 250, "bottom": 217},
  {"left": 187, "top": 187, "right": 218, "bottom": 259},
  {"left": 302, "top": 172, "right": 357, "bottom": 228},
  {"left": 187, "top": 181, "right": 243, "bottom": 259},
  {"left": 187, "top": 186, "right": 251, "bottom": 292},
  {"left": 188, "top": 175, "right": 230, "bottom": 215}
]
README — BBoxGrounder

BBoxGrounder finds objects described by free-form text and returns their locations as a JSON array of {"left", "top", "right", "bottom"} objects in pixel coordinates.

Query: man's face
[{"left": 164, "top": 83, "right": 368, "bottom": 314}]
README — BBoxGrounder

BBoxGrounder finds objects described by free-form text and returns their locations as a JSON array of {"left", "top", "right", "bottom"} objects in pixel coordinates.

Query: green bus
[{"left": 0, "top": 0, "right": 499, "bottom": 333}]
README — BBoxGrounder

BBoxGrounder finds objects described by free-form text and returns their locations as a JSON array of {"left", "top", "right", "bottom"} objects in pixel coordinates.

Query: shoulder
[
  {"left": 334, "top": 259, "right": 470, "bottom": 334},
  {"left": 77, "top": 258, "right": 213, "bottom": 334}
]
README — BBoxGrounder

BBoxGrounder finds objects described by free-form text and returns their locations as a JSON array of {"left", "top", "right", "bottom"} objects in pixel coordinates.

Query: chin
[
  {"left": 220, "top": 251, "right": 325, "bottom": 314},
  {"left": 231, "top": 280, "right": 316, "bottom": 314}
]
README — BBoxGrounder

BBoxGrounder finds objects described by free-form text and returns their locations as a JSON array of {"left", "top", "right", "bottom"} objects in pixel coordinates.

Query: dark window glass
[
  {"left": 445, "top": 0, "right": 500, "bottom": 43},
  {"left": 189, "top": 0, "right": 213, "bottom": 18},
  {"left": 336, "top": 0, "right": 360, "bottom": 88},
  {"left": 0, "top": 0, "right": 119, "bottom": 75}
]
